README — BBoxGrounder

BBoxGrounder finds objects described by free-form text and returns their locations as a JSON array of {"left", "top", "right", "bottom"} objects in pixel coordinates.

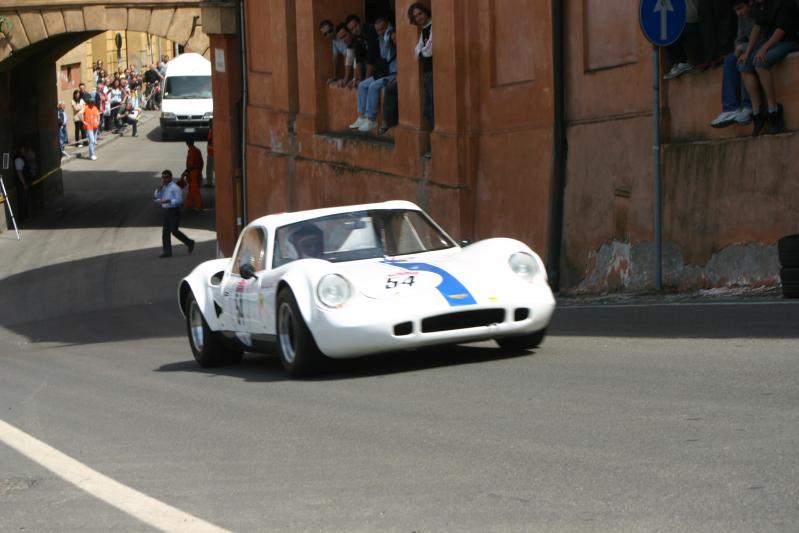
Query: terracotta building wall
[
  {"left": 236, "top": 0, "right": 555, "bottom": 259},
  {"left": 561, "top": 0, "right": 797, "bottom": 293}
]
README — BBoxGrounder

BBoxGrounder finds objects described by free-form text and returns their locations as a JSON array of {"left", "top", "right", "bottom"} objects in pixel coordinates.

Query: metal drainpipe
[
  {"left": 239, "top": 0, "right": 249, "bottom": 228},
  {"left": 546, "top": 0, "right": 567, "bottom": 292}
]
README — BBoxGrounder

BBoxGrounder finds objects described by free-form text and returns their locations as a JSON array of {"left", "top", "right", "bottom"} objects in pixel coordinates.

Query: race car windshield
[{"left": 273, "top": 209, "right": 457, "bottom": 267}]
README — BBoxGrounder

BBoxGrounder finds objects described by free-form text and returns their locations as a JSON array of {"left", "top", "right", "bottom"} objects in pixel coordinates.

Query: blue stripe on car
[{"left": 382, "top": 260, "right": 477, "bottom": 306}]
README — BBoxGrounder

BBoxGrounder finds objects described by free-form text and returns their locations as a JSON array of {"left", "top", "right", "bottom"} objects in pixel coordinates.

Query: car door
[{"left": 220, "top": 227, "right": 267, "bottom": 333}]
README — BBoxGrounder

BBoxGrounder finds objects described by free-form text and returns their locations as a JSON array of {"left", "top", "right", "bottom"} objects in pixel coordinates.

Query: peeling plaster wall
[{"left": 574, "top": 240, "right": 781, "bottom": 294}]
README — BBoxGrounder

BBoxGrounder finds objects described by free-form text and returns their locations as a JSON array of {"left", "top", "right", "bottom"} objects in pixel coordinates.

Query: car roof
[{"left": 248, "top": 200, "right": 422, "bottom": 231}]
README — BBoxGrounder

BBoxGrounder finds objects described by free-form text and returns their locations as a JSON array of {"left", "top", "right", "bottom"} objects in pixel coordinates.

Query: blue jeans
[
  {"left": 357, "top": 76, "right": 394, "bottom": 120},
  {"left": 739, "top": 40, "right": 799, "bottom": 72},
  {"left": 59, "top": 126, "right": 68, "bottom": 150},
  {"left": 722, "top": 53, "right": 750, "bottom": 112},
  {"left": 86, "top": 128, "right": 97, "bottom": 158}
]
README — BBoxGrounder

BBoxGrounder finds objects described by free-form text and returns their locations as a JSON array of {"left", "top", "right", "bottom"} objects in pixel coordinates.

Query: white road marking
[{"left": 0, "top": 418, "right": 230, "bottom": 533}]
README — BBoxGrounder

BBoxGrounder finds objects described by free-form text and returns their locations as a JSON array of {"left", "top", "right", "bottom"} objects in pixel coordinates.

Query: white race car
[{"left": 178, "top": 200, "right": 555, "bottom": 377}]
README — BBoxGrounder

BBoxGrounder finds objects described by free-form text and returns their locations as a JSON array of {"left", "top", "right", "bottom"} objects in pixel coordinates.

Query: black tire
[
  {"left": 496, "top": 328, "right": 547, "bottom": 351},
  {"left": 780, "top": 267, "right": 799, "bottom": 299},
  {"left": 276, "top": 289, "right": 326, "bottom": 378},
  {"left": 185, "top": 293, "right": 243, "bottom": 367},
  {"left": 778, "top": 234, "right": 799, "bottom": 267}
]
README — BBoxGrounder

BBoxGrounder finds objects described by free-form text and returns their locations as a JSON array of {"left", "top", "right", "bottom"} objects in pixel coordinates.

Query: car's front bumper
[{"left": 309, "top": 283, "right": 555, "bottom": 358}]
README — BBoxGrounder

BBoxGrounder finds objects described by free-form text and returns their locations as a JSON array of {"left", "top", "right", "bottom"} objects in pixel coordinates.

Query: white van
[{"left": 159, "top": 53, "right": 213, "bottom": 140}]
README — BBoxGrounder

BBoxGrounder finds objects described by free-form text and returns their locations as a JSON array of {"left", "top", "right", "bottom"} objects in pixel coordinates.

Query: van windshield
[{"left": 163, "top": 76, "right": 212, "bottom": 99}]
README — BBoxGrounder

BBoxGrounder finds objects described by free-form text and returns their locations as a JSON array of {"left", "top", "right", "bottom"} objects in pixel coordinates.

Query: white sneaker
[
  {"left": 663, "top": 62, "right": 693, "bottom": 80},
  {"left": 735, "top": 107, "right": 753, "bottom": 125},
  {"left": 90, "top": 155, "right": 98, "bottom": 161},
  {"left": 349, "top": 116, "right": 366, "bottom": 129},
  {"left": 710, "top": 111, "right": 738, "bottom": 128},
  {"left": 358, "top": 118, "right": 376, "bottom": 132}
]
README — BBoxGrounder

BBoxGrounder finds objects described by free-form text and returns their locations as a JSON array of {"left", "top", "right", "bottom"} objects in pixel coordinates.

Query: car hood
[{"left": 335, "top": 253, "right": 511, "bottom": 307}]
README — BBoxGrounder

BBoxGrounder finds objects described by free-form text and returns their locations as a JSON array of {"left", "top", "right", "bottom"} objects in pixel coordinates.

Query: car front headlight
[
  {"left": 203, "top": 112, "right": 213, "bottom": 120},
  {"left": 509, "top": 252, "right": 541, "bottom": 282},
  {"left": 317, "top": 274, "right": 352, "bottom": 308},
  {"left": 161, "top": 112, "right": 176, "bottom": 120}
]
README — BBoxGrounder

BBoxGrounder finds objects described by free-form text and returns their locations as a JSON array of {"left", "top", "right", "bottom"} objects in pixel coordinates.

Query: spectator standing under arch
[
  {"left": 57, "top": 102, "right": 68, "bottom": 156},
  {"left": 71, "top": 89, "right": 85, "bottom": 146},
  {"left": 738, "top": 0, "right": 799, "bottom": 135},
  {"left": 82, "top": 97, "right": 100, "bottom": 161}
]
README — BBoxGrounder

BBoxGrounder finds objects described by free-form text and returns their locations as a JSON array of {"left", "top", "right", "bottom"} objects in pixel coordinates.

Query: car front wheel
[
  {"left": 276, "top": 289, "right": 325, "bottom": 378},
  {"left": 496, "top": 328, "right": 547, "bottom": 351},
  {"left": 186, "top": 293, "right": 242, "bottom": 367}
]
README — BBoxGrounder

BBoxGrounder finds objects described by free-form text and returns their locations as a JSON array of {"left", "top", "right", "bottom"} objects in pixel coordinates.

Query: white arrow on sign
[{"left": 653, "top": 0, "right": 674, "bottom": 41}]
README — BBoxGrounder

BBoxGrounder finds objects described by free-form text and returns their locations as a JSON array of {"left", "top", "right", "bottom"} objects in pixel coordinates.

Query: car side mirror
[{"left": 239, "top": 263, "right": 258, "bottom": 280}]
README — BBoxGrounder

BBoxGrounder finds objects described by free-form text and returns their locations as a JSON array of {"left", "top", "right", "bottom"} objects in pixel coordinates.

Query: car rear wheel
[
  {"left": 186, "top": 293, "right": 242, "bottom": 367},
  {"left": 276, "top": 289, "right": 325, "bottom": 378},
  {"left": 496, "top": 328, "right": 547, "bottom": 351}
]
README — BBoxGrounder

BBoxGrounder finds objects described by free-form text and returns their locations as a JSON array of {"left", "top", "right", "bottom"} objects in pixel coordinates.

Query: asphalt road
[{"left": 1, "top": 117, "right": 798, "bottom": 532}]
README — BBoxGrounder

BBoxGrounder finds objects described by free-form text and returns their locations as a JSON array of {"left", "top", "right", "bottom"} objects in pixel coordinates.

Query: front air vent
[
  {"left": 514, "top": 308, "right": 530, "bottom": 321},
  {"left": 421, "top": 309, "right": 505, "bottom": 333},
  {"left": 393, "top": 322, "right": 413, "bottom": 336}
]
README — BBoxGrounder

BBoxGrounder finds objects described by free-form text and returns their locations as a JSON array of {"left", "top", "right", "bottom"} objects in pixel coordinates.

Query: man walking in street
[{"left": 154, "top": 169, "right": 195, "bottom": 258}]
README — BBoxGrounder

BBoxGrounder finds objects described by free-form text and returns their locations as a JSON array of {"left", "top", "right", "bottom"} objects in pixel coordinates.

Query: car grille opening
[
  {"left": 514, "top": 308, "right": 530, "bottom": 321},
  {"left": 421, "top": 309, "right": 506, "bottom": 333},
  {"left": 393, "top": 321, "right": 413, "bottom": 336}
]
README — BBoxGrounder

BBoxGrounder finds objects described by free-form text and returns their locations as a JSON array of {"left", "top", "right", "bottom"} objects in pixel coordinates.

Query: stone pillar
[{"left": 202, "top": 1, "right": 242, "bottom": 256}]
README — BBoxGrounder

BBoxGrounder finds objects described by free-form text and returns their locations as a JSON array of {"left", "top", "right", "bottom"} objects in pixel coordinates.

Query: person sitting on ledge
[
  {"left": 738, "top": 0, "right": 799, "bottom": 135},
  {"left": 710, "top": 0, "right": 755, "bottom": 128}
]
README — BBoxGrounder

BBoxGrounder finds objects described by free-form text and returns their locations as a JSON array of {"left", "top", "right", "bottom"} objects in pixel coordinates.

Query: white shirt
[{"left": 154, "top": 180, "right": 183, "bottom": 208}]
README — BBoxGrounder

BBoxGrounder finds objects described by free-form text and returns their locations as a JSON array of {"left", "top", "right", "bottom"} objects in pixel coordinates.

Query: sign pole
[
  {"left": 653, "top": 45, "right": 662, "bottom": 291},
  {"left": 641, "top": 0, "right": 684, "bottom": 292},
  {"left": 0, "top": 176, "right": 21, "bottom": 240}
]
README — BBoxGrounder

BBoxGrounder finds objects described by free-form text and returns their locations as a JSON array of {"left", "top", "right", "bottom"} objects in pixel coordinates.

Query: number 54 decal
[{"left": 386, "top": 274, "right": 416, "bottom": 289}]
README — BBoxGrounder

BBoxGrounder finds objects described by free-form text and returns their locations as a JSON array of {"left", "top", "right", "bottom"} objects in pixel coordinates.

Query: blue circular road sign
[{"left": 639, "top": 0, "right": 687, "bottom": 46}]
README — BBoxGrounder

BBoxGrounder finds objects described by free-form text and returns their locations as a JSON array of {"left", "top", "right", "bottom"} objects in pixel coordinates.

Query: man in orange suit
[{"left": 181, "top": 138, "right": 204, "bottom": 211}]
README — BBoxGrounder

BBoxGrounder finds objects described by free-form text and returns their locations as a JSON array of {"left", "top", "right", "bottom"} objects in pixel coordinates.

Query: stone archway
[
  {"left": 0, "top": 2, "right": 207, "bottom": 64},
  {"left": 0, "top": 2, "right": 206, "bottom": 232}
]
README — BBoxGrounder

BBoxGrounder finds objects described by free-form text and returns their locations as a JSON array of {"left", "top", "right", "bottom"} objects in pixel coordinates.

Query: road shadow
[
  {"left": 155, "top": 343, "right": 533, "bottom": 383},
  {"left": 0, "top": 241, "right": 217, "bottom": 333},
  {"left": 23, "top": 169, "right": 215, "bottom": 231}
]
